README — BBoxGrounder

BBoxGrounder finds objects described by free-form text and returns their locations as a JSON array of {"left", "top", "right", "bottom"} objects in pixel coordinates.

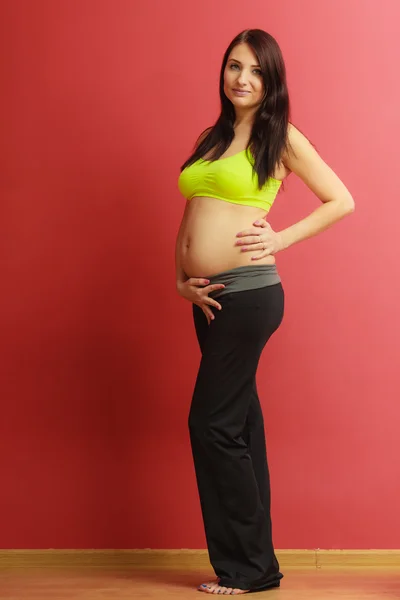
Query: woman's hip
[{"left": 193, "top": 271, "right": 285, "bottom": 346}]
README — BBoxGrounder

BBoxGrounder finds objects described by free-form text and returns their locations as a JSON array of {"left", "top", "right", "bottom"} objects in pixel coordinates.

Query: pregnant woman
[{"left": 176, "top": 29, "right": 354, "bottom": 596}]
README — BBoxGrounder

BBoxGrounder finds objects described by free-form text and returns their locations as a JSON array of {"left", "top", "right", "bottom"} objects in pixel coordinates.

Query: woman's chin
[
  {"left": 229, "top": 97, "right": 258, "bottom": 111},
  {"left": 228, "top": 94, "right": 249, "bottom": 104}
]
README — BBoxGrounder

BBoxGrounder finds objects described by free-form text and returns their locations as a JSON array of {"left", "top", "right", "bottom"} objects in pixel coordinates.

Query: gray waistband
[{"left": 208, "top": 264, "right": 281, "bottom": 298}]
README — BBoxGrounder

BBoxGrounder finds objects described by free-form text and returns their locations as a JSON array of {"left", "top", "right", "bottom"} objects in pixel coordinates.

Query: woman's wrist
[
  {"left": 176, "top": 278, "right": 188, "bottom": 294},
  {"left": 276, "top": 230, "right": 290, "bottom": 252}
]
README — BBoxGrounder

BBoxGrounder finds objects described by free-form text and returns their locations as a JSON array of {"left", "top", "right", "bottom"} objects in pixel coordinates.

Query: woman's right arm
[
  {"left": 175, "top": 127, "right": 212, "bottom": 287},
  {"left": 174, "top": 202, "right": 225, "bottom": 323},
  {"left": 175, "top": 202, "right": 189, "bottom": 288}
]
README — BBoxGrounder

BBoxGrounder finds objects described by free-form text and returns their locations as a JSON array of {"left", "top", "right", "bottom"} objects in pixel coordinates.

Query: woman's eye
[{"left": 229, "top": 63, "right": 262, "bottom": 76}]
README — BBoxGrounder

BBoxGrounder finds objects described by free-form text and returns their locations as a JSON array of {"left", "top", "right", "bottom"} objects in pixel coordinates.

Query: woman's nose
[{"left": 237, "top": 71, "right": 249, "bottom": 86}]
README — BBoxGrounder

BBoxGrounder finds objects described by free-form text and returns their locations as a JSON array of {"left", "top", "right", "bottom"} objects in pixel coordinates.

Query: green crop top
[{"left": 178, "top": 147, "right": 282, "bottom": 212}]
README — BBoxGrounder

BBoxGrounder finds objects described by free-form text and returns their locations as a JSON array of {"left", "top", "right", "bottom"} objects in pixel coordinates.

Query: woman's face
[{"left": 223, "top": 43, "right": 264, "bottom": 110}]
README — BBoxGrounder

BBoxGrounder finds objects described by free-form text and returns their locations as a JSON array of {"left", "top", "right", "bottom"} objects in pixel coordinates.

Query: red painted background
[{"left": 1, "top": 0, "right": 399, "bottom": 549}]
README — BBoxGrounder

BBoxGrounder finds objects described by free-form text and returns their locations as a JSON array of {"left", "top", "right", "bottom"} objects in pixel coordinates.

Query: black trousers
[{"left": 188, "top": 283, "right": 285, "bottom": 591}]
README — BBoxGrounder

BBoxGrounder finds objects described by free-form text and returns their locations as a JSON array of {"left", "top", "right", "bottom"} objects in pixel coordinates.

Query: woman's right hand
[{"left": 177, "top": 278, "right": 225, "bottom": 325}]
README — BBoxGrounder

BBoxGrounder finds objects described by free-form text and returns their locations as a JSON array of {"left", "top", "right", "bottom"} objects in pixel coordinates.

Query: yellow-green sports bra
[{"left": 178, "top": 147, "right": 282, "bottom": 213}]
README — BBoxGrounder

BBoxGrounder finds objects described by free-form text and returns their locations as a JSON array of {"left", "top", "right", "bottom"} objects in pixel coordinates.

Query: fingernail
[
  {"left": 254, "top": 220, "right": 260, "bottom": 224},
  {"left": 201, "top": 584, "right": 207, "bottom": 587},
  {"left": 241, "top": 247, "right": 247, "bottom": 251}
]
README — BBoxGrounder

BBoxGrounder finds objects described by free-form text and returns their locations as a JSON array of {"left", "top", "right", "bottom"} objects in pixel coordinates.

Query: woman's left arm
[{"left": 236, "top": 123, "right": 355, "bottom": 256}]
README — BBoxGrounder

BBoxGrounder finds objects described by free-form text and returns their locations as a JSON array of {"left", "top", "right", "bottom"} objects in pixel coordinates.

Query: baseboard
[{"left": 1, "top": 549, "right": 399, "bottom": 569}]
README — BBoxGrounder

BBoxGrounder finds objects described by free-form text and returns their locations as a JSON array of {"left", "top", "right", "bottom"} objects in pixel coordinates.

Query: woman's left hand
[{"left": 235, "top": 219, "right": 284, "bottom": 259}]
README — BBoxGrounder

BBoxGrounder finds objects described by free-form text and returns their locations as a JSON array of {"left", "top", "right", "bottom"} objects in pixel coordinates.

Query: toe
[{"left": 204, "top": 584, "right": 217, "bottom": 593}]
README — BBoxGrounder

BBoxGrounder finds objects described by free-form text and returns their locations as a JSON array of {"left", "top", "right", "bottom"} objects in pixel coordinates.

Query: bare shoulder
[
  {"left": 282, "top": 122, "right": 354, "bottom": 204},
  {"left": 284, "top": 122, "right": 313, "bottom": 159}
]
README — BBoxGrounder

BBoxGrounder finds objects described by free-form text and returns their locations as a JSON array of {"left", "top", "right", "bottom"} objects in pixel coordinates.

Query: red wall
[{"left": 1, "top": 0, "right": 399, "bottom": 550}]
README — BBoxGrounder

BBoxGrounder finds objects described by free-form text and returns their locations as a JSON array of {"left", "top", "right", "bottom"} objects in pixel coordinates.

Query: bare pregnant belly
[{"left": 180, "top": 197, "right": 276, "bottom": 278}]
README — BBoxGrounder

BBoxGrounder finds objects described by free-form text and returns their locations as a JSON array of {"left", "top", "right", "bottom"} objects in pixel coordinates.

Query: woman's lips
[{"left": 232, "top": 89, "right": 250, "bottom": 96}]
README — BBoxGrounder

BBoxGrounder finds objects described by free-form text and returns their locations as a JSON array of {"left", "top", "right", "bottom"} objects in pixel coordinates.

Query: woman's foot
[{"left": 198, "top": 579, "right": 249, "bottom": 594}]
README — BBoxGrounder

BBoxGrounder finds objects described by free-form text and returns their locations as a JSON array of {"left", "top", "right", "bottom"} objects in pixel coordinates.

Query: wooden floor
[{"left": 0, "top": 567, "right": 399, "bottom": 599}]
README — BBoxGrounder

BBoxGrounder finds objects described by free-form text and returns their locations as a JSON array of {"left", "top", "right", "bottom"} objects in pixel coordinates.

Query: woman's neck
[{"left": 233, "top": 106, "right": 257, "bottom": 128}]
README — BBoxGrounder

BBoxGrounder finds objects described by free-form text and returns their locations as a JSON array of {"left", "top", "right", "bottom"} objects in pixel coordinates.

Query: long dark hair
[{"left": 181, "top": 29, "right": 291, "bottom": 189}]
